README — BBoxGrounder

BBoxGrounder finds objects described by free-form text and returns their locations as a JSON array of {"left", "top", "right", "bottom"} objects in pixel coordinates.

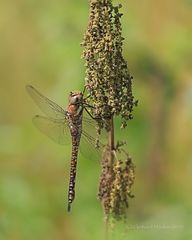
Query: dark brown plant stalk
[{"left": 82, "top": 0, "right": 137, "bottom": 222}]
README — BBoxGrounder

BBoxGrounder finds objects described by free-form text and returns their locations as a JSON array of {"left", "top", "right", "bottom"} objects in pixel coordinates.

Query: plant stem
[
  {"left": 108, "top": 117, "right": 115, "bottom": 151},
  {"left": 108, "top": 117, "right": 115, "bottom": 165},
  {"left": 108, "top": 117, "right": 115, "bottom": 173}
]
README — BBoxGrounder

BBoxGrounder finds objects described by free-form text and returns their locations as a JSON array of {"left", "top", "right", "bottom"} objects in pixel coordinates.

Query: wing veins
[{"left": 26, "top": 85, "right": 66, "bottom": 119}]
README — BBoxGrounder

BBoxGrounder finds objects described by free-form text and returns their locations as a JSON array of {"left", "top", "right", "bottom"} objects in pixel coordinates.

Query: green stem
[
  {"left": 108, "top": 117, "right": 115, "bottom": 166},
  {"left": 108, "top": 117, "right": 114, "bottom": 151}
]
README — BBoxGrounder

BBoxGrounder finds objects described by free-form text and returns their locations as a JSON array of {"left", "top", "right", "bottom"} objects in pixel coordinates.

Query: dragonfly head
[{"left": 69, "top": 91, "right": 83, "bottom": 105}]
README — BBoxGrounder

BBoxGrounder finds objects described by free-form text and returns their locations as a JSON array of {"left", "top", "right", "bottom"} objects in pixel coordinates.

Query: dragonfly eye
[
  {"left": 74, "top": 96, "right": 78, "bottom": 103},
  {"left": 70, "top": 95, "right": 82, "bottom": 104},
  {"left": 76, "top": 95, "right": 83, "bottom": 103},
  {"left": 69, "top": 91, "right": 83, "bottom": 105}
]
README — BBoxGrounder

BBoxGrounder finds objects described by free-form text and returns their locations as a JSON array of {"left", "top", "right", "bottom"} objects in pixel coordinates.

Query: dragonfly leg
[
  {"left": 84, "top": 106, "right": 112, "bottom": 121},
  {"left": 84, "top": 107, "right": 101, "bottom": 120}
]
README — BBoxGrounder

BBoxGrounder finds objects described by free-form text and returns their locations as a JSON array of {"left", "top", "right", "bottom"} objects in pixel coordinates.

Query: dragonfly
[{"left": 26, "top": 85, "right": 101, "bottom": 212}]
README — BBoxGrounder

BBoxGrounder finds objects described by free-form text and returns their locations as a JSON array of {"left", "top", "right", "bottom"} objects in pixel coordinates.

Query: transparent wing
[
  {"left": 79, "top": 131, "right": 103, "bottom": 160},
  {"left": 33, "top": 114, "right": 105, "bottom": 158},
  {"left": 26, "top": 85, "right": 66, "bottom": 119},
  {"left": 82, "top": 110, "right": 99, "bottom": 140},
  {"left": 32, "top": 115, "right": 71, "bottom": 145},
  {"left": 79, "top": 112, "right": 105, "bottom": 159},
  {"left": 82, "top": 111, "right": 107, "bottom": 145}
]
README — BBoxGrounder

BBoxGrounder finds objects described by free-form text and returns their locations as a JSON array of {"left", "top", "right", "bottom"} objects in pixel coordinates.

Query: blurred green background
[{"left": 0, "top": 0, "right": 192, "bottom": 239}]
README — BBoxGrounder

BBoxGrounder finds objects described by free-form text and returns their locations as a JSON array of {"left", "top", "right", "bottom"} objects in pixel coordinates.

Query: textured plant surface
[
  {"left": 98, "top": 144, "right": 135, "bottom": 221},
  {"left": 82, "top": 0, "right": 137, "bottom": 130},
  {"left": 82, "top": 0, "right": 137, "bottom": 222}
]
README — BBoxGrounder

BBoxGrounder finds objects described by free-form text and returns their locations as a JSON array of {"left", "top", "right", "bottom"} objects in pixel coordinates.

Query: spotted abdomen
[{"left": 68, "top": 143, "right": 79, "bottom": 211}]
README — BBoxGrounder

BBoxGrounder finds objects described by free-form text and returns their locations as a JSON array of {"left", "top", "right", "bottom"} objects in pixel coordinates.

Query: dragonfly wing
[
  {"left": 79, "top": 113, "right": 105, "bottom": 159},
  {"left": 80, "top": 133, "right": 99, "bottom": 160},
  {"left": 82, "top": 110, "right": 99, "bottom": 139},
  {"left": 32, "top": 115, "right": 71, "bottom": 145},
  {"left": 26, "top": 85, "right": 66, "bottom": 119},
  {"left": 82, "top": 111, "right": 107, "bottom": 146}
]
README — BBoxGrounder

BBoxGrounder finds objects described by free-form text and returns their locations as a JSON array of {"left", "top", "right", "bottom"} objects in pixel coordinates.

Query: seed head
[{"left": 82, "top": 0, "right": 137, "bottom": 130}]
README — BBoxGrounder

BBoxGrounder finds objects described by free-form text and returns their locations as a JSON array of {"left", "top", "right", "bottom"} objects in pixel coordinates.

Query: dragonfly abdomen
[{"left": 68, "top": 123, "right": 81, "bottom": 212}]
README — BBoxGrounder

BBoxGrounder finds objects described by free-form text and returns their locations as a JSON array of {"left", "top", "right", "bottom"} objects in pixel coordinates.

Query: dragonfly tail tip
[{"left": 67, "top": 203, "right": 71, "bottom": 212}]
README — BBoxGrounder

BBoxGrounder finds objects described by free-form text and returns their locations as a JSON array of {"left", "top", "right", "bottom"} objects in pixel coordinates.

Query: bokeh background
[{"left": 0, "top": 0, "right": 192, "bottom": 239}]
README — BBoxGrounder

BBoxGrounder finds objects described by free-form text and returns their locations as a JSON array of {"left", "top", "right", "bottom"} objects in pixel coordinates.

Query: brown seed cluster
[
  {"left": 98, "top": 145, "right": 135, "bottom": 220},
  {"left": 82, "top": 0, "right": 137, "bottom": 129},
  {"left": 82, "top": 0, "right": 137, "bottom": 221}
]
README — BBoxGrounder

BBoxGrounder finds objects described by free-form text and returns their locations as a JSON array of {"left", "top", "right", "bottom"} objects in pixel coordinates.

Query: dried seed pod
[
  {"left": 98, "top": 145, "right": 135, "bottom": 221},
  {"left": 82, "top": 0, "right": 137, "bottom": 131},
  {"left": 82, "top": 0, "right": 137, "bottom": 222}
]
